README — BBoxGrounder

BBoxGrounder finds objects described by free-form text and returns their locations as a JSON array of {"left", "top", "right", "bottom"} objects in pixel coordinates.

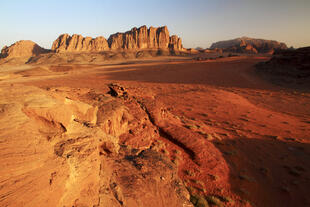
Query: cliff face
[
  {"left": 210, "top": 37, "right": 287, "bottom": 54},
  {"left": 108, "top": 26, "right": 171, "bottom": 50},
  {"left": 169, "top": 35, "right": 182, "bottom": 51},
  {"left": 52, "top": 26, "right": 183, "bottom": 52},
  {"left": 1, "top": 40, "right": 48, "bottom": 59},
  {"left": 51, "top": 34, "right": 109, "bottom": 52}
]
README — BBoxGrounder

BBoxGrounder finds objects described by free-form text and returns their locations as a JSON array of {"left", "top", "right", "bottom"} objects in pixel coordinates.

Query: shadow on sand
[
  {"left": 101, "top": 58, "right": 275, "bottom": 90},
  {"left": 212, "top": 137, "right": 310, "bottom": 207}
]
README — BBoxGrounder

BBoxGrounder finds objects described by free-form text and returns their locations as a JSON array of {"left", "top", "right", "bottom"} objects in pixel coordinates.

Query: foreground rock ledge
[{"left": 0, "top": 84, "right": 192, "bottom": 207}]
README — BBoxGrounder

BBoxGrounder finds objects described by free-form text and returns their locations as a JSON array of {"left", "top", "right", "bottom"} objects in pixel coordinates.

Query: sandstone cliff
[
  {"left": 51, "top": 34, "right": 109, "bottom": 52},
  {"left": 210, "top": 37, "right": 287, "bottom": 54},
  {"left": 169, "top": 35, "right": 183, "bottom": 51},
  {"left": 52, "top": 25, "right": 183, "bottom": 52},
  {"left": 1, "top": 40, "right": 48, "bottom": 59},
  {"left": 108, "top": 25, "right": 178, "bottom": 50}
]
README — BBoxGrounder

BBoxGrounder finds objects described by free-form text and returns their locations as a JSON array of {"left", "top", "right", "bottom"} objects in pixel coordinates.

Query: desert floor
[{"left": 1, "top": 56, "right": 310, "bottom": 207}]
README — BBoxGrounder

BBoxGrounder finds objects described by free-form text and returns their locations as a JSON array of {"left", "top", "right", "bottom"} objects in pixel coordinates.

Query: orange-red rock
[
  {"left": 107, "top": 25, "right": 182, "bottom": 51},
  {"left": 169, "top": 35, "right": 183, "bottom": 50},
  {"left": 0, "top": 40, "right": 48, "bottom": 59},
  {"left": 52, "top": 26, "right": 183, "bottom": 52},
  {"left": 51, "top": 34, "right": 109, "bottom": 52}
]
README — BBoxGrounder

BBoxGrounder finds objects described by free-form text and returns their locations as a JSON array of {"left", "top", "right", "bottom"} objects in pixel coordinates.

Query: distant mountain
[
  {"left": 195, "top": 47, "right": 204, "bottom": 50},
  {"left": 210, "top": 37, "right": 287, "bottom": 54}
]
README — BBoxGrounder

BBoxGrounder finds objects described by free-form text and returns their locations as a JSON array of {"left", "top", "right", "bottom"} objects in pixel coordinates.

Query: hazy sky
[{"left": 1, "top": 0, "right": 309, "bottom": 49}]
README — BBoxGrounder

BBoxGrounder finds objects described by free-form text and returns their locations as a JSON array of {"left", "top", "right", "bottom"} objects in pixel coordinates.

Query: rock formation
[
  {"left": 169, "top": 35, "right": 183, "bottom": 51},
  {"left": 0, "top": 40, "right": 48, "bottom": 59},
  {"left": 52, "top": 26, "right": 183, "bottom": 52},
  {"left": 108, "top": 26, "right": 174, "bottom": 50},
  {"left": 210, "top": 37, "right": 287, "bottom": 54},
  {"left": 0, "top": 83, "right": 193, "bottom": 207},
  {"left": 256, "top": 46, "right": 310, "bottom": 80},
  {"left": 51, "top": 34, "right": 109, "bottom": 52}
]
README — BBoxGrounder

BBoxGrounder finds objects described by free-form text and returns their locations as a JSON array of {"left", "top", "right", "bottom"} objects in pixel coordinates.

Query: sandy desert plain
[{"left": 0, "top": 26, "right": 310, "bottom": 207}]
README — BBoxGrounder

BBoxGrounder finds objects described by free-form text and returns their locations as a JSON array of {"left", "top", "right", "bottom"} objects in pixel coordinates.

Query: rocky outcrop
[
  {"left": 108, "top": 26, "right": 172, "bottom": 50},
  {"left": 0, "top": 40, "right": 48, "bottom": 59},
  {"left": 210, "top": 37, "right": 287, "bottom": 54},
  {"left": 169, "top": 35, "right": 183, "bottom": 51},
  {"left": 52, "top": 26, "right": 183, "bottom": 52},
  {"left": 51, "top": 34, "right": 109, "bottom": 52},
  {"left": 256, "top": 47, "right": 310, "bottom": 79},
  {"left": 0, "top": 83, "right": 193, "bottom": 207}
]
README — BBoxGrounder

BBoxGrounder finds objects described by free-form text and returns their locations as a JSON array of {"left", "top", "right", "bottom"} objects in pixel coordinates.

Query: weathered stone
[
  {"left": 107, "top": 25, "right": 182, "bottom": 51},
  {"left": 1, "top": 40, "right": 48, "bottom": 59},
  {"left": 50, "top": 26, "right": 183, "bottom": 53},
  {"left": 52, "top": 34, "right": 109, "bottom": 52},
  {"left": 169, "top": 35, "right": 183, "bottom": 51}
]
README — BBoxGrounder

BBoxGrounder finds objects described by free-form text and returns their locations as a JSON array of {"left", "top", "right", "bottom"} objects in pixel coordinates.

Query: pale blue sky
[{"left": 0, "top": 0, "right": 309, "bottom": 49}]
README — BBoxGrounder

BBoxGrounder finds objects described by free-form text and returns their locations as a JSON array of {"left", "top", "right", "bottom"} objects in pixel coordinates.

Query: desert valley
[{"left": 0, "top": 23, "right": 310, "bottom": 207}]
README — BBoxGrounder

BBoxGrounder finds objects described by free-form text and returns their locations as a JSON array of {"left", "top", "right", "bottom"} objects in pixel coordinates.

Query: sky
[{"left": 0, "top": 0, "right": 310, "bottom": 49}]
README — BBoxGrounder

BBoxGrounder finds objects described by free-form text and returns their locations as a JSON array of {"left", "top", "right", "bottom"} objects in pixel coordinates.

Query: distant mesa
[
  {"left": 52, "top": 25, "right": 183, "bottom": 53},
  {"left": 0, "top": 40, "right": 48, "bottom": 59},
  {"left": 210, "top": 37, "right": 288, "bottom": 54}
]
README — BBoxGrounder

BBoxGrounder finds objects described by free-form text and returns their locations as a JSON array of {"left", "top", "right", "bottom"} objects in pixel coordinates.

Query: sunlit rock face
[
  {"left": 52, "top": 25, "right": 183, "bottom": 52},
  {"left": 1, "top": 40, "right": 48, "bottom": 58},
  {"left": 108, "top": 25, "right": 172, "bottom": 50},
  {"left": 51, "top": 34, "right": 109, "bottom": 52}
]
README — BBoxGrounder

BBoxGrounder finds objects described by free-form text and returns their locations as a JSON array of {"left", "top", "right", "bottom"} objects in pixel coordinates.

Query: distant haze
[{"left": 0, "top": 0, "right": 309, "bottom": 50}]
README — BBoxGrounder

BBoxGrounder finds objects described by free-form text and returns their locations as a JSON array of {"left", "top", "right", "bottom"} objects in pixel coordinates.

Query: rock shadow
[{"left": 212, "top": 137, "right": 310, "bottom": 207}]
